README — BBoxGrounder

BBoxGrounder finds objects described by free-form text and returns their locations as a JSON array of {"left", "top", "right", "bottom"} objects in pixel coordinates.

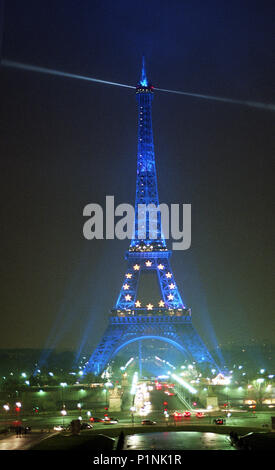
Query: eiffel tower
[{"left": 85, "top": 59, "right": 218, "bottom": 375}]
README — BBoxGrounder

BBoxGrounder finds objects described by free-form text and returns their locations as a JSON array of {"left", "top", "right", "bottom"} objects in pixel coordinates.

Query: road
[
  {"left": 0, "top": 407, "right": 272, "bottom": 430},
  {"left": 137, "top": 388, "right": 273, "bottom": 429},
  {"left": 150, "top": 388, "right": 189, "bottom": 412},
  {"left": 0, "top": 384, "right": 273, "bottom": 451}
]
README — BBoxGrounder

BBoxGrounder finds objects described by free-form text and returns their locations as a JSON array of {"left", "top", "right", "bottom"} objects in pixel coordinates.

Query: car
[
  {"left": 173, "top": 411, "right": 183, "bottom": 418},
  {"left": 53, "top": 425, "right": 67, "bottom": 431},
  {"left": 103, "top": 419, "right": 118, "bottom": 424},
  {"left": 108, "top": 417, "right": 119, "bottom": 422},
  {"left": 183, "top": 411, "right": 191, "bottom": 418},
  {"left": 141, "top": 419, "right": 156, "bottom": 425},
  {"left": 80, "top": 422, "right": 93, "bottom": 429},
  {"left": 196, "top": 412, "right": 205, "bottom": 419},
  {"left": 90, "top": 417, "right": 104, "bottom": 422},
  {"left": 213, "top": 418, "right": 226, "bottom": 425}
]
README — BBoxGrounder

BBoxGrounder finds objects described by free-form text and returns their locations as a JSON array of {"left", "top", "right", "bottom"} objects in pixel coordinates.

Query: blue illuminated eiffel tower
[{"left": 85, "top": 59, "right": 218, "bottom": 375}]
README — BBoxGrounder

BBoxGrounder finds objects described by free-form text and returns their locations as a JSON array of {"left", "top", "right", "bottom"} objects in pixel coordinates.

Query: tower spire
[{"left": 140, "top": 56, "right": 148, "bottom": 87}]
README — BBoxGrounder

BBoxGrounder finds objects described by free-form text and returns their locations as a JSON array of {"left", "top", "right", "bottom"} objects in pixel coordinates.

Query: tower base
[{"left": 85, "top": 311, "right": 218, "bottom": 375}]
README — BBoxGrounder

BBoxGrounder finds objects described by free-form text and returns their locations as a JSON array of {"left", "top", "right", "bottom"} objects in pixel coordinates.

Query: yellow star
[
  {"left": 126, "top": 273, "right": 132, "bottom": 279},
  {"left": 169, "top": 283, "right": 175, "bottom": 289},
  {"left": 125, "top": 294, "right": 132, "bottom": 301},
  {"left": 166, "top": 272, "right": 172, "bottom": 279},
  {"left": 133, "top": 264, "right": 140, "bottom": 271},
  {"left": 167, "top": 294, "right": 174, "bottom": 301},
  {"left": 135, "top": 300, "right": 141, "bottom": 307},
  {"left": 159, "top": 300, "right": 165, "bottom": 307},
  {"left": 146, "top": 303, "right": 153, "bottom": 310},
  {"left": 158, "top": 264, "right": 164, "bottom": 270},
  {"left": 145, "top": 260, "right": 152, "bottom": 267},
  {"left": 123, "top": 283, "right": 130, "bottom": 290}
]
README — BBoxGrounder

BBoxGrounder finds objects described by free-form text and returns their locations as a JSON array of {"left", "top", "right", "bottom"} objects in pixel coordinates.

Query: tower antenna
[{"left": 140, "top": 55, "right": 148, "bottom": 87}]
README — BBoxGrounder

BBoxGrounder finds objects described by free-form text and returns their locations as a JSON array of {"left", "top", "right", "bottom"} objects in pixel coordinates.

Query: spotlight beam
[
  {"left": 155, "top": 87, "right": 275, "bottom": 112},
  {"left": 171, "top": 373, "right": 198, "bottom": 394},
  {"left": 1, "top": 59, "right": 135, "bottom": 90},
  {"left": 1, "top": 59, "right": 274, "bottom": 112}
]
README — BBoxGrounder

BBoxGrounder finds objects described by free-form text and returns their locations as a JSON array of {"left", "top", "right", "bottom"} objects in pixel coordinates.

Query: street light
[
  {"left": 257, "top": 378, "right": 265, "bottom": 384},
  {"left": 3, "top": 404, "right": 10, "bottom": 429},
  {"left": 130, "top": 406, "right": 136, "bottom": 425},
  {"left": 77, "top": 403, "right": 82, "bottom": 420},
  {"left": 60, "top": 382, "right": 67, "bottom": 409},
  {"left": 15, "top": 402, "right": 22, "bottom": 422},
  {"left": 61, "top": 408, "right": 67, "bottom": 426}
]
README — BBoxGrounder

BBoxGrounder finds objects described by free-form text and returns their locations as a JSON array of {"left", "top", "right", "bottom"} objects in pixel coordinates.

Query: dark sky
[{"left": 0, "top": 0, "right": 274, "bottom": 356}]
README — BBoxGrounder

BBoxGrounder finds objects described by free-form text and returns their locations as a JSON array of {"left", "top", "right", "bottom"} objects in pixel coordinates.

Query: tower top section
[
  {"left": 136, "top": 56, "right": 154, "bottom": 94},
  {"left": 128, "top": 57, "right": 167, "bottom": 254}
]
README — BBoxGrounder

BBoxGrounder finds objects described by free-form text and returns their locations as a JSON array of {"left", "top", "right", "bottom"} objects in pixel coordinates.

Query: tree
[{"left": 249, "top": 379, "right": 270, "bottom": 408}]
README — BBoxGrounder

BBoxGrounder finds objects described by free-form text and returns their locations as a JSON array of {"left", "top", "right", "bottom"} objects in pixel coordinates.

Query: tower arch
[{"left": 112, "top": 334, "right": 192, "bottom": 360}]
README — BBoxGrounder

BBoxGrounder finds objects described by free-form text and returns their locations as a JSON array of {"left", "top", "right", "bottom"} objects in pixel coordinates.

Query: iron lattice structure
[{"left": 85, "top": 60, "right": 218, "bottom": 375}]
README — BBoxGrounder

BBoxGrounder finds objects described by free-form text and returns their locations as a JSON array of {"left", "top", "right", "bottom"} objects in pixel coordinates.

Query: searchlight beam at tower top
[{"left": 1, "top": 58, "right": 274, "bottom": 113}]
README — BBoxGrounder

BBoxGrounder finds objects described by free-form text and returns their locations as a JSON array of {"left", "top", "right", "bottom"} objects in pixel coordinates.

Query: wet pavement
[
  {"left": 124, "top": 431, "right": 236, "bottom": 450},
  {"left": 0, "top": 432, "right": 54, "bottom": 450}
]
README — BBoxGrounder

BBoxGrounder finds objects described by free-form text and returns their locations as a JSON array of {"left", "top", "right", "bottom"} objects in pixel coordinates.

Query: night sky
[{"left": 0, "top": 0, "right": 274, "bottom": 356}]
